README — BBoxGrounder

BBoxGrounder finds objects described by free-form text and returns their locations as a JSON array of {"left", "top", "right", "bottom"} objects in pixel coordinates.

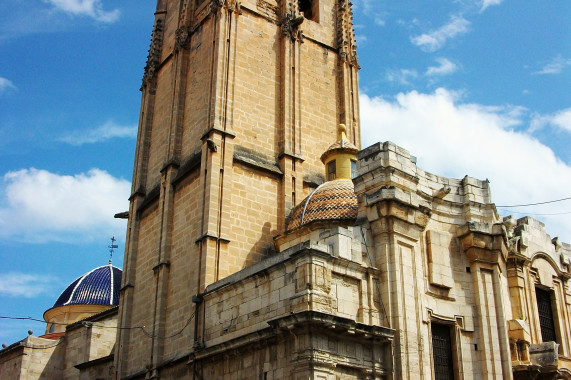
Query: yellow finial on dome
[{"left": 337, "top": 124, "right": 348, "bottom": 142}]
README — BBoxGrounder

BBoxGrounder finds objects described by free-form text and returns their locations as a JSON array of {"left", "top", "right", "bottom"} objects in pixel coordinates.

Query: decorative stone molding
[
  {"left": 141, "top": 18, "right": 164, "bottom": 91},
  {"left": 337, "top": 0, "right": 358, "bottom": 66},
  {"left": 257, "top": 0, "right": 279, "bottom": 21}
]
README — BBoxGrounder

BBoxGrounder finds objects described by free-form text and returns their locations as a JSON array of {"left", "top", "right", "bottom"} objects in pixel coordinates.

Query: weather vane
[{"left": 108, "top": 236, "right": 118, "bottom": 265}]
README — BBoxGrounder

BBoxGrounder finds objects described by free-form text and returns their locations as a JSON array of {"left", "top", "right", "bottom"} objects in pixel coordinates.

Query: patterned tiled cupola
[
  {"left": 51, "top": 264, "right": 122, "bottom": 308},
  {"left": 320, "top": 124, "right": 359, "bottom": 181},
  {"left": 286, "top": 125, "right": 358, "bottom": 232},
  {"left": 42, "top": 264, "right": 122, "bottom": 336}
]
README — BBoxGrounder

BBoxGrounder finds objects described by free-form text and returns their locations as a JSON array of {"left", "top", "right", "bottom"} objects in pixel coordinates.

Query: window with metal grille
[
  {"left": 536, "top": 288, "right": 557, "bottom": 342},
  {"left": 432, "top": 323, "right": 455, "bottom": 380}
]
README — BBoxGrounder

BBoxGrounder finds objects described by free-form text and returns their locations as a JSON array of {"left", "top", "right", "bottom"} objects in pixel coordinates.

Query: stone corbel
[{"left": 458, "top": 222, "right": 508, "bottom": 264}]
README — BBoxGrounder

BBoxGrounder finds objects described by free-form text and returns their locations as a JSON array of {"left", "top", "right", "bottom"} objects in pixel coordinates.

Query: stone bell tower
[{"left": 115, "top": 0, "right": 361, "bottom": 378}]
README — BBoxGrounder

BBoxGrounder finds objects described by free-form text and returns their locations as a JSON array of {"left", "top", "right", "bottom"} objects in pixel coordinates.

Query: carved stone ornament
[
  {"left": 175, "top": 26, "right": 191, "bottom": 51},
  {"left": 282, "top": 11, "right": 304, "bottom": 41},
  {"left": 210, "top": 0, "right": 225, "bottom": 13}
]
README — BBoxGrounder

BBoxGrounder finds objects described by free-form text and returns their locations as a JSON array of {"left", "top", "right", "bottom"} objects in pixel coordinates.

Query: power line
[
  {"left": 498, "top": 209, "right": 571, "bottom": 216},
  {"left": 497, "top": 196, "right": 571, "bottom": 208},
  {"left": 1, "top": 312, "right": 195, "bottom": 341}
]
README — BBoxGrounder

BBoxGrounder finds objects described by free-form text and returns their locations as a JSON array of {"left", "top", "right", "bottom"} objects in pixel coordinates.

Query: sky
[{"left": 0, "top": 0, "right": 569, "bottom": 346}]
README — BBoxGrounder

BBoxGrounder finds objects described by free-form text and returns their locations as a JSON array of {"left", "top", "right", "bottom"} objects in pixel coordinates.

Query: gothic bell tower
[{"left": 115, "top": 0, "right": 361, "bottom": 377}]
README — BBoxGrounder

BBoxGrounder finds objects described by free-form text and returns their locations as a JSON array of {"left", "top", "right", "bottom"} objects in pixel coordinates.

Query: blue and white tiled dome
[{"left": 52, "top": 264, "right": 122, "bottom": 308}]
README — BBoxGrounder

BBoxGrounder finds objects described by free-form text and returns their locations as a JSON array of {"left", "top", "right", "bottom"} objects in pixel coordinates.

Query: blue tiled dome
[{"left": 52, "top": 265, "right": 122, "bottom": 308}]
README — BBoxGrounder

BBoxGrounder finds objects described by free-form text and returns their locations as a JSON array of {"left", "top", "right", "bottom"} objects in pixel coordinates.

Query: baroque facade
[{"left": 1, "top": 0, "right": 570, "bottom": 379}]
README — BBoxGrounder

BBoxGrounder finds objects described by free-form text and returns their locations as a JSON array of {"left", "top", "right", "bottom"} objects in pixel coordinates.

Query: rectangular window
[
  {"left": 327, "top": 160, "right": 336, "bottom": 181},
  {"left": 351, "top": 160, "right": 357, "bottom": 179},
  {"left": 432, "top": 323, "right": 455, "bottom": 380},
  {"left": 536, "top": 288, "right": 557, "bottom": 342}
]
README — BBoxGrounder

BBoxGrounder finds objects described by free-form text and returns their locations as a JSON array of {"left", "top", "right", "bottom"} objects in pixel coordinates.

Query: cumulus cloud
[
  {"left": 411, "top": 16, "right": 470, "bottom": 52},
  {"left": 425, "top": 58, "right": 459, "bottom": 76},
  {"left": 353, "top": 0, "right": 386, "bottom": 27},
  {"left": 43, "top": 0, "right": 120, "bottom": 23},
  {"left": 0, "top": 77, "right": 17, "bottom": 93},
  {"left": 534, "top": 55, "right": 571, "bottom": 75},
  {"left": 385, "top": 68, "right": 418, "bottom": 85},
  {"left": 0, "top": 273, "right": 59, "bottom": 298},
  {"left": 0, "top": 168, "right": 130, "bottom": 243},
  {"left": 59, "top": 121, "right": 137, "bottom": 145},
  {"left": 531, "top": 108, "right": 571, "bottom": 133},
  {"left": 481, "top": 0, "right": 504, "bottom": 12},
  {"left": 360, "top": 89, "right": 571, "bottom": 241}
]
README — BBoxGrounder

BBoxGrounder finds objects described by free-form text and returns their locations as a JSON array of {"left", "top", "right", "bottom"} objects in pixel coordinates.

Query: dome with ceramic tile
[
  {"left": 52, "top": 264, "right": 122, "bottom": 308},
  {"left": 286, "top": 179, "right": 358, "bottom": 232}
]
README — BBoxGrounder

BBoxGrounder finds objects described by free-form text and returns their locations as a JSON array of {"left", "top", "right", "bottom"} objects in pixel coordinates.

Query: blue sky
[{"left": 0, "top": 0, "right": 569, "bottom": 345}]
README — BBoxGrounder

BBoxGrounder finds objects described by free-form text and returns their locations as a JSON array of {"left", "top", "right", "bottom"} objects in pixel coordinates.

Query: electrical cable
[
  {"left": 496, "top": 196, "right": 571, "bottom": 208},
  {"left": 1, "top": 311, "right": 195, "bottom": 342},
  {"left": 498, "top": 209, "right": 571, "bottom": 216}
]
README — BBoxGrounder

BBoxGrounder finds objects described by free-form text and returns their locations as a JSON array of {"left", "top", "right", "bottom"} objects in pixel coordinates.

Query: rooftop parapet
[{"left": 354, "top": 141, "right": 497, "bottom": 226}]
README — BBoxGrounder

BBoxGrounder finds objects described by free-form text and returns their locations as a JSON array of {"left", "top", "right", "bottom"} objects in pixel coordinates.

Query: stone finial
[{"left": 337, "top": 124, "right": 348, "bottom": 142}]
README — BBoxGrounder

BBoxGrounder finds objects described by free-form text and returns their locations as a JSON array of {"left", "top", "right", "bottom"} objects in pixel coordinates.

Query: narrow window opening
[
  {"left": 327, "top": 160, "right": 336, "bottom": 181},
  {"left": 299, "top": 0, "right": 319, "bottom": 22},
  {"left": 351, "top": 160, "right": 357, "bottom": 179},
  {"left": 431, "top": 323, "right": 455, "bottom": 380},
  {"left": 536, "top": 287, "right": 557, "bottom": 342}
]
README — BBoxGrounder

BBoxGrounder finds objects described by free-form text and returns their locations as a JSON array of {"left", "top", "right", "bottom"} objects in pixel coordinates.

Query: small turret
[{"left": 320, "top": 124, "right": 359, "bottom": 181}]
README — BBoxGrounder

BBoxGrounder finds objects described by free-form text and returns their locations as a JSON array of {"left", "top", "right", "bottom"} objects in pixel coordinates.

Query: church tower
[{"left": 115, "top": 0, "right": 361, "bottom": 378}]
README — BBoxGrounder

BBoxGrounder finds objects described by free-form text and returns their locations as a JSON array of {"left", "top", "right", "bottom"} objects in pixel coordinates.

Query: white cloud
[
  {"left": 360, "top": 89, "right": 571, "bottom": 241},
  {"left": 385, "top": 68, "right": 418, "bottom": 85},
  {"left": 374, "top": 17, "right": 386, "bottom": 27},
  {"left": 481, "top": 0, "right": 504, "bottom": 12},
  {"left": 0, "top": 273, "right": 59, "bottom": 298},
  {"left": 0, "top": 168, "right": 130, "bottom": 243},
  {"left": 534, "top": 55, "right": 571, "bottom": 75},
  {"left": 425, "top": 58, "right": 459, "bottom": 76},
  {"left": 0, "top": 77, "right": 17, "bottom": 93},
  {"left": 411, "top": 16, "right": 470, "bottom": 52},
  {"left": 59, "top": 121, "right": 137, "bottom": 145},
  {"left": 531, "top": 108, "right": 571, "bottom": 133},
  {"left": 43, "top": 0, "right": 120, "bottom": 23}
]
